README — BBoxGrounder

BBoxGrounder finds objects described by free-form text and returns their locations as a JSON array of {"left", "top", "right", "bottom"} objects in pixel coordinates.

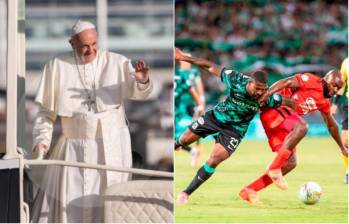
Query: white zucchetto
[{"left": 71, "top": 20, "right": 96, "bottom": 36}]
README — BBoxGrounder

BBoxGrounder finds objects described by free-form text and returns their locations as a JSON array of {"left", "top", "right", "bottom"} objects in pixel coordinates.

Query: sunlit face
[
  {"left": 248, "top": 79, "right": 268, "bottom": 100},
  {"left": 70, "top": 28, "right": 98, "bottom": 63},
  {"left": 324, "top": 71, "right": 344, "bottom": 97}
]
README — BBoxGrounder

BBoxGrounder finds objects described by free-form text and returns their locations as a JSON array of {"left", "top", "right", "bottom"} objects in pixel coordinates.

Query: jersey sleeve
[
  {"left": 265, "top": 93, "right": 283, "bottom": 108},
  {"left": 294, "top": 73, "right": 319, "bottom": 89},
  {"left": 220, "top": 68, "right": 243, "bottom": 89}
]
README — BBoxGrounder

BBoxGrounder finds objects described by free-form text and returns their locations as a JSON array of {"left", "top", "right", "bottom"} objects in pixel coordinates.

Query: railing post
[{"left": 4, "top": 0, "right": 18, "bottom": 159}]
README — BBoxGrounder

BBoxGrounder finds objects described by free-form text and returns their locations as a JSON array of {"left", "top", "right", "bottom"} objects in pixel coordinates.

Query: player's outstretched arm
[
  {"left": 258, "top": 76, "right": 300, "bottom": 106},
  {"left": 321, "top": 112, "right": 348, "bottom": 156},
  {"left": 175, "top": 47, "right": 223, "bottom": 77}
]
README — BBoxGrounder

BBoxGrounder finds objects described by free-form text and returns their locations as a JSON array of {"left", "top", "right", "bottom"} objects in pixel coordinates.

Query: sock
[
  {"left": 269, "top": 147, "right": 293, "bottom": 170},
  {"left": 246, "top": 173, "right": 273, "bottom": 192},
  {"left": 184, "top": 163, "right": 215, "bottom": 195},
  {"left": 182, "top": 145, "right": 192, "bottom": 153},
  {"left": 174, "top": 138, "right": 181, "bottom": 150},
  {"left": 343, "top": 155, "right": 348, "bottom": 171}
]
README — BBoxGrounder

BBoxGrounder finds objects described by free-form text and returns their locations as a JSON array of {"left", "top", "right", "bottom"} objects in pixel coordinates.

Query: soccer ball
[{"left": 298, "top": 182, "right": 322, "bottom": 205}]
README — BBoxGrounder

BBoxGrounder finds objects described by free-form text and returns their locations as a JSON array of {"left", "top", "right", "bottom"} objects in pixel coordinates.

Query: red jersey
[
  {"left": 279, "top": 73, "right": 331, "bottom": 115},
  {"left": 260, "top": 73, "right": 329, "bottom": 151}
]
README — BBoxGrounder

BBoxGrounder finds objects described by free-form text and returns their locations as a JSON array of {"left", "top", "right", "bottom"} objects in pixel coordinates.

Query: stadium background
[
  {"left": 175, "top": 0, "right": 348, "bottom": 223},
  {"left": 175, "top": 0, "right": 348, "bottom": 139}
]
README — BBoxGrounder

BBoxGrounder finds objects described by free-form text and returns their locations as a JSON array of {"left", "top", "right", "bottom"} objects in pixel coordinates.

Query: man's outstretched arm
[
  {"left": 321, "top": 111, "right": 348, "bottom": 156},
  {"left": 258, "top": 76, "right": 300, "bottom": 105},
  {"left": 175, "top": 47, "right": 223, "bottom": 77}
]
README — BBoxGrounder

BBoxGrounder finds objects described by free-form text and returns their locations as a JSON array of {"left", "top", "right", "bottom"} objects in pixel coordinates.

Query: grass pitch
[{"left": 175, "top": 137, "right": 348, "bottom": 223}]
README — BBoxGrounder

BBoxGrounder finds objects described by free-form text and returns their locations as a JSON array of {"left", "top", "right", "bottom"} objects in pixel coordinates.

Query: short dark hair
[{"left": 250, "top": 70, "right": 268, "bottom": 84}]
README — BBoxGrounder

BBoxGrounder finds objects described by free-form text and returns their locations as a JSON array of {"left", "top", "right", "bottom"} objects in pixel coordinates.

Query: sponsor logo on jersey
[
  {"left": 301, "top": 74, "right": 309, "bottom": 81},
  {"left": 299, "top": 97, "right": 317, "bottom": 114},
  {"left": 225, "top": 69, "right": 233, "bottom": 75},
  {"left": 229, "top": 97, "right": 259, "bottom": 111}
]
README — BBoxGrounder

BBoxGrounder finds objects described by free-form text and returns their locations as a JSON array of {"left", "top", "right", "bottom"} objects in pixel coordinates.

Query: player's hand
[
  {"left": 32, "top": 143, "right": 48, "bottom": 160},
  {"left": 134, "top": 60, "right": 150, "bottom": 83},
  {"left": 258, "top": 91, "right": 270, "bottom": 106},
  {"left": 330, "top": 104, "right": 338, "bottom": 115},
  {"left": 175, "top": 47, "right": 186, "bottom": 61}
]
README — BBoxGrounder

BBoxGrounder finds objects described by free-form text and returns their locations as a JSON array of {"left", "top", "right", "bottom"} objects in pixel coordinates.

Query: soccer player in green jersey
[
  {"left": 174, "top": 48, "right": 284, "bottom": 205},
  {"left": 176, "top": 54, "right": 206, "bottom": 167},
  {"left": 175, "top": 61, "right": 205, "bottom": 165}
]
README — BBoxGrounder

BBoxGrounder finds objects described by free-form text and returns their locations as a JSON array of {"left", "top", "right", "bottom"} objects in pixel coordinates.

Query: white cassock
[{"left": 30, "top": 50, "right": 153, "bottom": 223}]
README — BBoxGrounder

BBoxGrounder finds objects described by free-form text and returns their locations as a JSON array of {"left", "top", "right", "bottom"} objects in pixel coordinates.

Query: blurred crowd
[{"left": 175, "top": 0, "right": 348, "bottom": 75}]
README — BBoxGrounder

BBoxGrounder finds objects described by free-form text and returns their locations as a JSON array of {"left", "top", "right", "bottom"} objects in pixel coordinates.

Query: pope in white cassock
[{"left": 30, "top": 20, "right": 153, "bottom": 223}]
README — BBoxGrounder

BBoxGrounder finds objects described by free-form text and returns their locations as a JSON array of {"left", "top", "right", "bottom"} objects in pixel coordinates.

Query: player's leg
[
  {"left": 175, "top": 115, "right": 197, "bottom": 153},
  {"left": 175, "top": 128, "right": 201, "bottom": 150},
  {"left": 240, "top": 152, "right": 297, "bottom": 204},
  {"left": 267, "top": 116, "right": 307, "bottom": 190},
  {"left": 182, "top": 105, "right": 202, "bottom": 167},
  {"left": 177, "top": 142, "right": 230, "bottom": 205},
  {"left": 177, "top": 128, "right": 240, "bottom": 204},
  {"left": 175, "top": 112, "right": 214, "bottom": 150},
  {"left": 175, "top": 128, "right": 202, "bottom": 166}
]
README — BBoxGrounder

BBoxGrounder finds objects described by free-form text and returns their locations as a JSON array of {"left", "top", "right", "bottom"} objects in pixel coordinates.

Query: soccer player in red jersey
[{"left": 240, "top": 70, "right": 348, "bottom": 204}]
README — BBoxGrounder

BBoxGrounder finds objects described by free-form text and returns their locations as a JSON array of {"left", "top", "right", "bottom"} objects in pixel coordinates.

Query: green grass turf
[{"left": 175, "top": 137, "right": 348, "bottom": 223}]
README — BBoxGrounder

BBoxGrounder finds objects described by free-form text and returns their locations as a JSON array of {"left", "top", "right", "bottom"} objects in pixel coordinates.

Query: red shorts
[{"left": 261, "top": 107, "right": 304, "bottom": 152}]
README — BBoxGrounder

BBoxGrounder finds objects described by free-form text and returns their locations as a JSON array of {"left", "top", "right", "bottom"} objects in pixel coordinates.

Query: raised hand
[
  {"left": 32, "top": 143, "right": 48, "bottom": 160},
  {"left": 134, "top": 60, "right": 149, "bottom": 83},
  {"left": 175, "top": 47, "right": 186, "bottom": 61}
]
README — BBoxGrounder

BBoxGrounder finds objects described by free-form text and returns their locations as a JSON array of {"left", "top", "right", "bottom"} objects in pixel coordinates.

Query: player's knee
[{"left": 296, "top": 122, "right": 308, "bottom": 138}]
